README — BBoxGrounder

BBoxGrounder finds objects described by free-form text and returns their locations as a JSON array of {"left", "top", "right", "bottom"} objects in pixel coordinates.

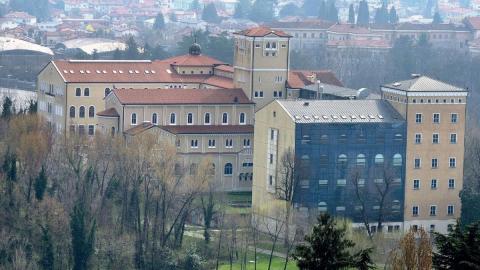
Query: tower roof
[
  {"left": 383, "top": 76, "right": 465, "bottom": 92},
  {"left": 234, "top": 26, "right": 291, "bottom": 38}
]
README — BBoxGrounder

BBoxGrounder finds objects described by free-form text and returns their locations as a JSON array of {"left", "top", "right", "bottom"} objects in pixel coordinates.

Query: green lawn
[{"left": 218, "top": 251, "right": 298, "bottom": 270}]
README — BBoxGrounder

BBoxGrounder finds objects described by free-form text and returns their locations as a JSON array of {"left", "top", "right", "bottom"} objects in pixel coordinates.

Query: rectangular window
[
  {"left": 413, "top": 179, "right": 420, "bottom": 190},
  {"left": 414, "top": 158, "right": 421, "bottom": 169},
  {"left": 243, "top": 138, "right": 251, "bottom": 148},
  {"left": 412, "top": 206, "right": 419, "bottom": 216},
  {"left": 433, "top": 113, "right": 440, "bottom": 123},
  {"left": 430, "top": 205, "right": 437, "bottom": 216},
  {"left": 449, "top": 157, "right": 456, "bottom": 168},
  {"left": 432, "top": 133, "right": 439, "bottom": 144},
  {"left": 447, "top": 205, "right": 454, "bottom": 216},
  {"left": 69, "top": 125, "right": 75, "bottom": 134},
  {"left": 415, "top": 133, "right": 422, "bottom": 144},
  {"left": 190, "top": 139, "right": 198, "bottom": 148},
  {"left": 448, "top": 179, "right": 455, "bottom": 189},
  {"left": 78, "top": 125, "right": 85, "bottom": 135},
  {"left": 451, "top": 113, "right": 458, "bottom": 123},
  {"left": 269, "top": 154, "right": 273, "bottom": 164},
  {"left": 187, "top": 113, "right": 193, "bottom": 125},
  {"left": 259, "top": 91, "right": 264, "bottom": 97},
  {"left": 431, "top": 158, "right": 438, "bottom": 168},
  {"left": 450, "top": 133, "right": 457, "bottom": 144},
  {"left": 337, "top": 179, "right": 347, "bottom": 186},
  {"left": 415, "top": 113, "right": 422, "bottom": 123},
  {"left": 431, "top": 179, "right": 437, "bottom": 189},
  {"left": 88, "top": 125, "right": 95, "bottom": 136},
  {"left": 273, "top": 91, "right": 277, "bottom": 97}
]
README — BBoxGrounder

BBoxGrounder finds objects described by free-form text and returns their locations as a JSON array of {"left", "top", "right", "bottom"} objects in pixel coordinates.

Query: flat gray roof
[{"left": 277, "top": 99, "right": 404, "bottom": 124}]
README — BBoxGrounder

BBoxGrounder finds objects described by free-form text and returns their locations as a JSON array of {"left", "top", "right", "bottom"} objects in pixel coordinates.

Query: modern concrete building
[{"left": 252, "top": 76, "right": 467, "bottom": 234}]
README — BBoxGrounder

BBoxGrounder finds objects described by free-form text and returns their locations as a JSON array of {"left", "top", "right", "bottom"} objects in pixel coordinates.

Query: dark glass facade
[{"left": 293, "top": 121, "right": 406, "bottom": 223}]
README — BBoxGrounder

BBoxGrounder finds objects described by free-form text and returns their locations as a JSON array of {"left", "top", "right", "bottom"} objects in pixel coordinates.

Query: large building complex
[
  {"left": 37, "top": 26, "right": 468, "bottom": 233},
  {"left": 252, "top": 75, "right": 467, "bottom": 234}
]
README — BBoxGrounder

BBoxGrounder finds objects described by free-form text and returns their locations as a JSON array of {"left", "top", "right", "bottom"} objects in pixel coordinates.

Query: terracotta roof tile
[
  {"left": 162, "top": 54, "right": 225, "bottom": 67},
  {"left": 202, "top": 76, "right": 234, "bottom": 88},
  {"left": 96, "top": 107, "right": 119, "bottom": 117},
  {"left": 112, "top": 88, "right": 253, "bottom": 105},
  {"left": 466, "top": 17, "right": 480, "bottom": 30},
  {"left": 214, "top": 64, "right": 234, "bottom": 73},
  {"left": 124, "top": 122, "right": 154, "bottom": 136},
  {"left": 287, "top": 70, "right": 343, "bottom": 88},
  {"left": 159, "top": 125, "right": 254, "bottom": 135},
  {"left": 234, "top": 26, "right": 291, "bottom": 37},
  {"left": 327, "top": 24, "right": 372, "bottom": 34}
]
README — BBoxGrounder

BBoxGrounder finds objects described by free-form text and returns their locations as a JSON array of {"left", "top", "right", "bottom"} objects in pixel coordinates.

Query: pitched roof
[
  {"left": 159, "top": 125, "right": 254, "bottom": 134},
  {"left": 327, "top": 39, "right": 392, "bottom": 49},
  {"left": 268, "top": 20, "right": 335, "bottom": 29},
  {"left": 234, "top": 26, "right": 291, "bottom": 37},
  {"left": 327, "top": 24, "right": 373, "bottom": 34},
  {"left": 287, "top": 70, "right": 343, "bottom": 89},
  {"left": 396, "top": 22, "right": 468, "bottom": 31},
  {"left": 383, "top": 76, "right": 465, "bottom": 92},
  {"left": 96, "top": 107, "right": 119, "bottom": 117},
  {"left": 277, "top": 99, "right": 404, "bottom": 124},
  {"left": 112, "top": 88, "right": 253, "bottom": 105},
  {"left": 214, "top": 64, "right": 234, "bottom": 73},
  {"left": 163, "top": 54, "right": 225, "bottom": 67},
  {"left": 124, "top": 123, "right": 254, "bottom": 136},
  {"left": 465, "top": 17, "right": 480, "bottom": 30},
  {"left": 50, "top": 58, "right": 234, "bottom": 86},
  {"left": 201, "top": 76, "right": 234, "bottom": 88}
]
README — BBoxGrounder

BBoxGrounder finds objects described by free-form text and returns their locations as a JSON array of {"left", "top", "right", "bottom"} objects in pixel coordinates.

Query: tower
[
  {"left": 381, "top": 75, "right": 468, "bottom": 233},
  {"left": 233, "top": 27, "right": 291, "bottom": 109}
]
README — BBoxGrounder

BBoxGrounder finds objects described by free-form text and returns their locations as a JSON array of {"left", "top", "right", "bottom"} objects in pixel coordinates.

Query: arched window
[
  {"left": 79, "top": 106, "right": 85, "bottom": 118},
  {"left": 222, "top": 113, "right": 228, "bottom": 124},
  {"left": 104, "top": 88, "right": 111, "bottom": 97},
  {"left": 204, "top": 113, "right": 211, "bottom": 125},
  {"left": 266, "top": 42, "right": 271, "bottom": 48},
  {"left": 84, "top": 88, "right": 90, "bottom": 96},
  {"left": 131, "top": 113, "right": 137, "bottom": 125},
  {"left": 69, "top": 106, "right": 75, "bottom": 118},
  {"left": 170, "top": 113, "right": 176, "bottom": 125},
  {"left": 272, "top": 42, "right": 277, "bottom": 49},
  {"left": 111, "top": 127, "right": 115, "bottom": 137},
  {"left": 187, "top": 113, "right": 193, "bottom": 124},
  {"left": 239, "top": 113, "right": 246, "bottom": 124},
  {"left": 393, "top": 154, "right": 402, "bottom": 166},
  {"left": 88, "top": 106, "right": 95, "bottom": 118},
  {"left": 338, "top": 154, "right": 347, "bottom": 164},
  {"left": 224, "top": 163, "right": 233, "bottom": 175},
  {"left": 152, "top": 113, "right": 158, "bottom": 125},
  {"left": 375, "top": 154, "right": 384, "bottom": 164},
  {"left": 356, "top": 154, "right": 366, "bottom": 167},
  {"left": 75, "top": 88, "right": 81, "bottom": 96}
]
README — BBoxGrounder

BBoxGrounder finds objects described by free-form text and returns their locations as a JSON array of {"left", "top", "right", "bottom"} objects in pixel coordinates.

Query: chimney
[
  {"left": 411, "top": 74, "right": 421, "bottom": 78},
  {"left": 317, "top": 80, "right": 324, "bottom": 100},
  {"left": 303, "top": 102, "right": 309, "bottom": 106},
  {"left": 233, "top": 96, "right": 239, "bottom": 103}
]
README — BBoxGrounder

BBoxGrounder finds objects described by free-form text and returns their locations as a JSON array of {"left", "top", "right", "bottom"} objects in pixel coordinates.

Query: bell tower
[{"left": 233, "top": 27, "right": 291, "bottom": 110}]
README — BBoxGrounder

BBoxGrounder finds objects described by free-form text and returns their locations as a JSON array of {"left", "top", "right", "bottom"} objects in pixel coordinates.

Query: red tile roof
[
  {"left": 287, "top": 70, "right": 343, "bottom": 89},
  {"left": 124, "top": 123, "right": 254, "bottom": 136},
  {"left": 234, "top": 26, "right": 291, "bottom": 37},
  {"left": 466, "top": 17, "right": 480, "bottom": 30},
  {"left": 96, "top": 107, "right": 119, "bottom": 117},
  {"left": 50, "top": 58, "right": 234, "bottom": 86},
  {"left": 327, "top": 24, "right": 372, "bottom": 34},
  {"left": 163, "top": 54, "right": 225, "bottom": 67},
  {"left": 159, "top": 125, "right": 254, "bottom": 135},
  {"left": 214, "top": 64, "right": 234, "bottom": 73},
  {"left": 112, "top": 88, "right": 253, "bottom": 105}
]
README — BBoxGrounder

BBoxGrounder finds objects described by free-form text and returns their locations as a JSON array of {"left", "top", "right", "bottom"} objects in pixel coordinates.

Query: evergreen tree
[
  {"left": 302, "top": 0, "right": 318, "bottom": 17},
  {"left": 390, "top": 36, "right": 414, "bottom": 79},
  {"left": 293, "top": 214, "right": 375, "bottom": 270},
  {"left": 34, "top": 166, "right": 47, "bottom": 201},
  {"left": 432, "top": 11, "right": 443, "bottom": 24},
  {"left": 39, "top": 225, "right": 54, "bottom": 270},
  {"left": 389, "top": 6, "right": 399, "bottom": 24},
  {"left": 70, "top": 200, "right": 96, "bottom": 270},
  {"left": 461, "top": 189, "right": 480, "bottom": 226},
  {"left": 1, "top": 96, "right": 13, "bottom": 119},
  {"left": 190, "top": 0, "right": 201, "bottom": 13},
  {"left": 27, "top": 99, "right": 37, "bottom": 114},
  {"left": 249, "top": 0, "right": 275, "bottom": 22},
  {"left": 170, "top": 12, "right": 178, "bottom": 22},
  {"left": 125, "top": 36, "right": 139, "bottom": 59},
  {"left": 424, "top": 0, "right": 435, "bottom": 18},
  {"left": 374, "top": 3, "right": 389, "bottom": 24},
  {"left": 153, "top": 12, "right": 165, "bottom": 30},
  {"left": 202, "top": 3, "right": 220, "bottom": 23},
  {"left": 357, "top": 0, "right": 370, "bottom": 25},
  {"left": 433, "top": 221, "right": 480, "bottom": 269},
  {"left": 279, "top": 3, "right": 301, "bottom": 18},
  {"left": 151, "top": 45, "right": 169, "bottom": 60},
  {"left": 233, "top": 0, "right": 253, "bottom": 19},
  {"left": 318, "top": 0, "right": 327, "bottom": 20},
  {"left": 91, "top": 49, "right": 98, "bottom": 60},
  {"left": 348, "top": 4, "right": 355, "bottom": 24},
  {"left": 113, "top": 48, "right": 123, "bottom": 60},
  {"left": 326, "top": 0, "right": 338, "bottom": 22}
]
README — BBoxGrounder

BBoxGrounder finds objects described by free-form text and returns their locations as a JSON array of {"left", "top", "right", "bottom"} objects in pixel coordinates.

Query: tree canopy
[
  {"left": 153, "top": 12, "right": 165, "bottom": 30},
  {"left": 293, "top": 213, "right": 374, "bottom": 270},
  {"left": 357, "top": 0, "right": 370, "bottom": 25},
  {"left": 348, "top": 4, "right": 355, "bottom": 24},
  {"left": 249, "top": 0, "right": 275, "bottom": 22},
  {"left": 202, "top": 3, "right": 221, "bottom": 23}
]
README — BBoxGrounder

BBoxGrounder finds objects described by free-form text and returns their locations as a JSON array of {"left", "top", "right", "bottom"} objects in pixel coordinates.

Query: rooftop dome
[{"left": 189, "top": 42, "right": 201, "bottom": 55}]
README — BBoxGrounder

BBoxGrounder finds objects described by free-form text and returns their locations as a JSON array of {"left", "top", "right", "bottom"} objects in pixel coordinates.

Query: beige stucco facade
[
  {"left": 382, "top": 86, "right": 467, "bottom": 233},
  {"left": 233, "top": 34, "right": 290, "bottom": 109}
]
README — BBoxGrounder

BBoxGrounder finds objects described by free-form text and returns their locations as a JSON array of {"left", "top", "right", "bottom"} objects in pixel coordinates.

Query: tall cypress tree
[
  {"left": 432, "top": 11, "right": 443, "bottom": 24},
  {"left": 326, "top": 0, "right": 338, "bottom": 22},
  {"left": 374, "top": 3, "right": 389, "bottom": 24},
  {"left": 357, "top": 0, "right": 370, "bottom": 25},
  {"left": 318, "top": 0, "right": 327, "bottom": 20},
  {"left": 34, "top": 166, "right": 47, "bottom": 201},
  {"left": 348, "top": 4, "right": 355, "bottom": 24},
  {"left": 39, "top": 225, "right": 54, "bottom": 270},
  {"left": 70, "top": 200, "right": 96, "bottom": 270},
  {"left": 389, "top": 6, "right": 399, "bottom": 24},
  {"left": 202, "top": 3, "right": 220, "bottom": 23}
]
